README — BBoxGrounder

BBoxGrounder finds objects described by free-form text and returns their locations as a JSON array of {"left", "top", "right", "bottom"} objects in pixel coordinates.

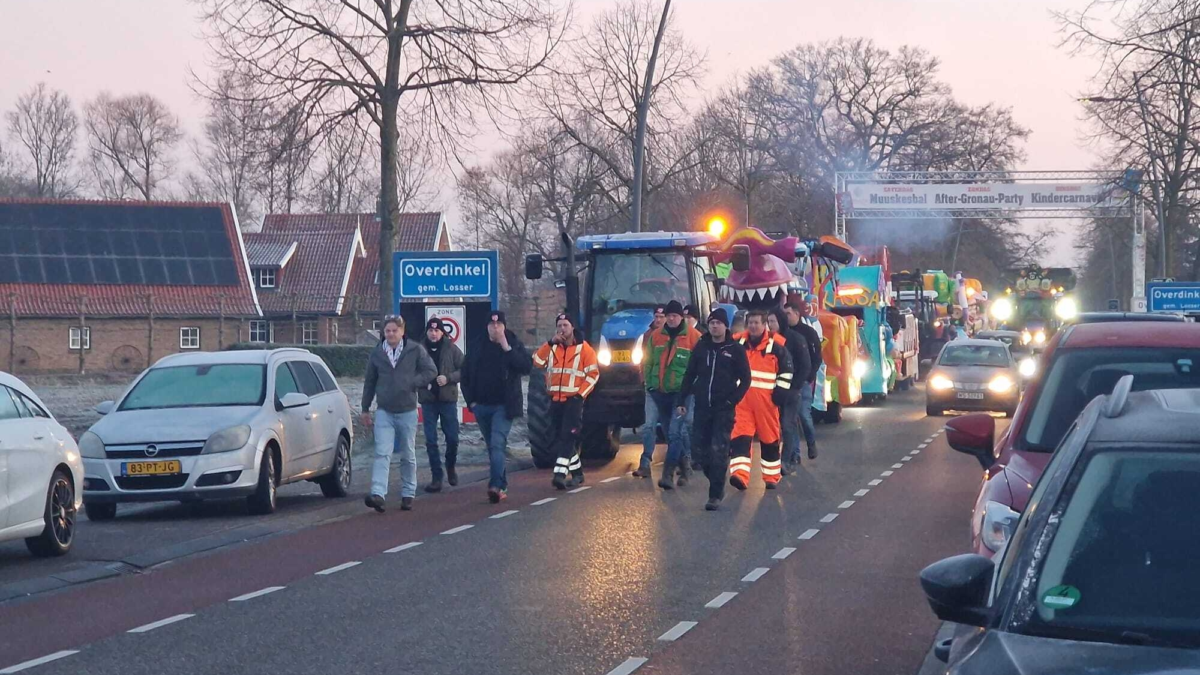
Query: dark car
[
  {"left": 926, "top": 339, "right": 1019, "bottom": 417},
  {"left": 923, "top": 382, "right": 1200, "bottom": 673},
  {"left": 976, "top": 330, "right": 1037, "bottom": 379}
]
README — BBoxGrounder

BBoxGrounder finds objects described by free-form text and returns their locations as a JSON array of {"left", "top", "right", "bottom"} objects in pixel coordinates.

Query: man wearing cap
[
  {"left": 677, "top": 308, "right": 750, "bottom": 510},
  {"left": 533, "top": 313, "right": 599, "bottom": 489},
  {"left": 642, "top": 305, "right": 666, "bottom": 346},
  {"left": 786, "top": 294, "right": 823, "bottom": 461},
  {"left": 769, "top": 307, "right": 810, "bottom": 475},
  {"left": 418, "top": 318, "right": 465, "bottom": 493},
  {"left": 638, "top": 300, "right": 701, "bottom": 488},
  {"left": 462, "top": 311, "right": 533, "bottom": 504},
  {"left": 683, "top": 305, "right": 700, "bottom": 331}
]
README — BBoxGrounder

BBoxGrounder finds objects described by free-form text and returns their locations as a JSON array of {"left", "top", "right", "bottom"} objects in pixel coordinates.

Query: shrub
[{"left": 226, "top": 343, "right": 373, "bottom": 377}]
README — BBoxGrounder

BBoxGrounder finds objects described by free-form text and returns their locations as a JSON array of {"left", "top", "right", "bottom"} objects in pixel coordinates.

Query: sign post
[{"left": 1147, "top": 282, "right": 1200, "bottom": 313}]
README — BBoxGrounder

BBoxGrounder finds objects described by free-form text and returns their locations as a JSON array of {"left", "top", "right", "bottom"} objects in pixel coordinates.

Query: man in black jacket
[
  {"left": 677, "top": 308, "right": 751, "bottom": 511},
  {"left": 418, "top": 318, "right": 465, "bottom": 493},
  {"left": 786, "top": 295, "right": 822, "bottom": 461},
  {"left": 461, "top": 311, "right": 533, "bottom": 504},
  {"left": 770, "top": 307, "right": 810, "bottom": 474}
]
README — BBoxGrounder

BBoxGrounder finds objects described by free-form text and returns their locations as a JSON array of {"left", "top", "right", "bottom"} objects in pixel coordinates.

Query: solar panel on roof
[{"left": 0, "top": 203, "right": 240, "bottom": 286}]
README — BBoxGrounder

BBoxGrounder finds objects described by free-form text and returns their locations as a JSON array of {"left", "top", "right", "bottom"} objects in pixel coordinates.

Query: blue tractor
[{"left": 524, "top": 231, "right": 735, "bottom": 467}]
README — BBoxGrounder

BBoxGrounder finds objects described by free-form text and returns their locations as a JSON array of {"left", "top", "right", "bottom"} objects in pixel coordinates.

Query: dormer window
[{"left": 257, "top": 268, "right": 276, "bottom": 289}]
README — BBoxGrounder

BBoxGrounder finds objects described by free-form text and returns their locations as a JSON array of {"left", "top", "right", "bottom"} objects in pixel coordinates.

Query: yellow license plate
[
  {"left": 123, "top": 460, "right": 182, "bottom": 476},
  {"left": 611, "top": 350, "right": 632, "bottom": 364}
]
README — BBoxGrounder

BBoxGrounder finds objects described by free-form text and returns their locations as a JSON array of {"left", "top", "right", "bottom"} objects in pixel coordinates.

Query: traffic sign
[
  {"left": 395, "top": 251, "right": 499, "bottom": 307},
  {"left": 425, "top": 305, "right": 466, "bottom": 353},
  {"left": 1107, "top": 298, "right": 1120, "bottom": 311},
  {"left": 1146, "top": 282, "right": 1200, "bottom": 312}
]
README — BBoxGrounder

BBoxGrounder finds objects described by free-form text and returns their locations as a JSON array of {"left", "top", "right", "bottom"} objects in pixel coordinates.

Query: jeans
[
  {"left": 641, "top": 391, "right": 687, "bottom": 467},
  {"left": 681, "top": 395, "right": 695, "bottom": 464},
  {"left": 473, "top": 404, "right": 513, "bottom": 490},
  {"left": 421, "top": 401, "right": 460, "bottom": 482},
  {"left": 799, "top": 382, "right": 817, "bottom": 454},
  {"left": 780, "top": 395, "right": 800, "bottom": 464},
  {"left": 372, "top": 409, "right": 418, "bottom": 499}
]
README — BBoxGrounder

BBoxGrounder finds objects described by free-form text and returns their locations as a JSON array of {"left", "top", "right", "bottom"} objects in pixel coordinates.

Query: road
[{"left": 0, "top": 386, "right": 987, "bottom": 675}]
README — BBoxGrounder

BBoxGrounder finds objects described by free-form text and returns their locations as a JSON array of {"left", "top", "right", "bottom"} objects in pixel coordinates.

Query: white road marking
[
  {"left": 0, "top": 650, "right": 80, "bottom": 674},
  {"left": 658, "top": 621, "right": 699, "bottom": 641},
  {"left": 229, "top": 586, "right": 285, "bottom": 602},
  {"left": 568, "top": 485, "right": 592, "bottom": 494},
  {"left": 607, "top": 657, "right": 649, "bottom": 675},
  {"left": 902, "top": 456, "right": 913, "bottom": 462},
  {"left": 742, "top": 567, "right": 770, "bottom": 582},
  {"left": 490, "top": 510, "right": 519, "bottom": 519},
  {"left": 854, "top": 489, "right": 870, "bottom": 497},
  {"left": 601, "top": 476, "right": 622, "bottom": 483},
  {"left": 868, "top": 479, "right": 882, "bottom": 486},
  {"left": 911, "top": 450, "right": 922, "bottom": 455},
  {"left": 384, "top": 541, "right": 423, "bottom": 553},
  {"left": 772, "top": 547, "right": 797, "bottom": 559},
  {"left": 892, "top": 463, "right": 904, "bottom": 469},
  {"left": 918, "top": 443, "right": 928, "bottom": 449},
  {"left": 881, "top": 470, "right": 894, "bottom": 476},
  {"left": 705, "top": 592, "right": 738, "bottom": 608},
  {"left": 798, "top": 528, "right": 820, "bottom": 540},
  {"left": 925, "top": 437, "right": 935, "bottom": 443},
  {"left": 441, "top": 524, "right": 475, "bottom": 536},
  {"left": 838, "top": 500, "right": 855, "bottom": 509},
  {"left": 531, "top": 497, "right": 557, "bottom": 506},
  {"left": 820, "top": 513, "right": 839, "bottom": 523},
  {"left": 316, "top": 561, "right": 361, "bottom": 576},
  {"left": 128, "top": 614, "right": 194, "bottom": 633}
]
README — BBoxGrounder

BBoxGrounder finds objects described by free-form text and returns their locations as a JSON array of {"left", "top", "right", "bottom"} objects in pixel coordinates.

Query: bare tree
[
  {"left": 0, "top": 140, "right": 37, "bottom": 198},
  {"left": 696, "top": 78, "right": 775, "bottom": 226},
  {"left": 5, "top": 83, "right": 80, "bottom": 197},
  {"left": 188, "top": 71, "right": 268, "bottom": 222},
  {"left": 255, "top": 104, "right": 315, "bottom": 215},
  {"left": 83, "top": 93, "right": 183, "bottom": 200},
  {"left": 197, "top": 0, "right": 568, "bottom": 315},
  {"left": 308, "top": 119, "right": 373, "bottom": 214}
]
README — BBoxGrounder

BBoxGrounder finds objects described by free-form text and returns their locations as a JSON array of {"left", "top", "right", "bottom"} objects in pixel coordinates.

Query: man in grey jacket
[{"left": 361, "top": 316, "right": 438, "bottom": 512}]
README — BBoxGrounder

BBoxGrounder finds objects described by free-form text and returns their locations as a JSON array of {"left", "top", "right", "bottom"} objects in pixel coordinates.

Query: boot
[
  {"left": 447, "top": 466, "right": 459, "bottom": 486},
  {"left": 658, "top": 463, "right": 676, "bottom": 490},
  {"left": 572, "top": 472, "right": 585, "bottom": 486},
  {"left": 808, "top": 444, "right": 819, "bottom": 460},
  {"left": 423, "top": 479, "right": 443, "bottom": 493},
  {"left": 552, "top": 474, "right": 568, "bottom": 490},
  {"left": 729, "top": 474, "right": 748, "bottom": 491},
  {"left": 705, "top": 498, "right": 721, "bottom": 511},
  {"left": 780, "top": 462, "right": 791, "bottom": 477},
  {"left": 632, "top": 461, "right": 652, "bottom": 478}
]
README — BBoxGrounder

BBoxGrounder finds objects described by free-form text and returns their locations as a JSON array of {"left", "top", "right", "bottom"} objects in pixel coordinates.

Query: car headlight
[
  {"left": 202, "top": 425, "right": 252, "bottom": 454},
  {"left": 1055, "top": 297, "right": 1078, "bottom": 321},
  {"left": 929, "top": 374, "right": 954, "bottom": 390},
  {"left": 981, "top": 500, "right": 1020, "bottom": 552},
  {"left": 990, "top": 298, "right": 1014, "bottom": 322},
  {"left": 852, "top": 359, "right": 868, "bottom": 379},
  {"left": 1020, "top": 330, "right": 1032, "bottom": 345},
  {"left": 631, "top": 334, "right": 645, "bottom": 365},
  {"left": 1019, "top": 357, "right": 1037, "bottom": 379},
  {"left": 597, "top": 336, "right": 612, "bottom": 366},
  {"left": 988, "top": 375, "right": 1015, "bottom": 393},
  {"left": 79, "top": 430, "right": 106, "bottom": 459},
  {"left": 1034, "top": 330, "right": 1046, "bottom": 345}
]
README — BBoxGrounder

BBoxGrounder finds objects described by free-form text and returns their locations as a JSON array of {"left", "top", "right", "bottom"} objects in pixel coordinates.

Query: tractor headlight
[
  {"left": 632, "top": 334, "right": 645, "bottom": 365},
  {"left": 597, "top": 336, "right": 613, "bottom": 367},
  {"left": 1021, "top": 330, "right": 1032, "bottom": 345},
  {"left": 929, "top": 374, "right": 954, "bottom": 391},
  {"left": 988, "top": 375, "right": 1015, "bottom": 394},
  {"left": 1019, "top": 357, "right": 1037, "bottom": 379},
  {"left": 1055, "top": 297, "right": 1078, "bottom": 321},
  {"left": 852, "top": 359, "right": 868, "bottom": 379},
  {"left": 990, "top": 298, "right": 1014, "bottom": 322},
  {"left": 1034, "top": 330, "right": 1046, "bottom": 345}
]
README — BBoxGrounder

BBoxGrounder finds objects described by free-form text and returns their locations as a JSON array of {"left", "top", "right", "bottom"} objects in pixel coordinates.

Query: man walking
[
  {"left": 362, "top": 316, "right": 438, "bottom": 513},
  {"left": 769, "top": 308, "right": 810, "bottom": 475},
  {"left": 418, "top": 318, "right": 465, "bottom": 493},
  {"left": 729, "top": 309, "right": 793, "bottom": 490},
  {"left": 678, "top": 308, "right": 750, "bottom": 510},
  {"left": 533, "top": 314, "right": 600, "bottom": 490},
  {"left": 638, "top": 300, "right": 701, "bottom": 489},
  {"left": 462, "top": 311, "right": 533, "bottom": 504},
  {"left": 786, "top": 295, "right": 822, "bottom": 461}
]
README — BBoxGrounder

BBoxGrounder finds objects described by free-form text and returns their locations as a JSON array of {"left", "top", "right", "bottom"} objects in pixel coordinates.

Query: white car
[
  {"left": 0, "top": 371, "right": 84, "bottom": 557},
  {"left": 81, "top": 349, "right": 353, "bottom": 519}
]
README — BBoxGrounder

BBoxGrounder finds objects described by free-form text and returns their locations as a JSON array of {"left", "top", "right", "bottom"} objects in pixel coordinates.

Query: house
[
  {"left": 243, "top": 212, "right": 450, "bottom": 344},
  {"left": 0, "top": 199, "right": 261, "bottom": 374}
]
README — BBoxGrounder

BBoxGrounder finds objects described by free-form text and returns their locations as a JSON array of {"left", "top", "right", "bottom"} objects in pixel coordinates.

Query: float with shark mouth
[{"left": 713, "top": 228, "right": 799, "bottom": 305}]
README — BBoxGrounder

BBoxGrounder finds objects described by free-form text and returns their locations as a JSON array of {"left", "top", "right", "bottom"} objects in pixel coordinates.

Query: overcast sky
[{"left": 0, "top": 0, "right": 1108, "bottom": 265}]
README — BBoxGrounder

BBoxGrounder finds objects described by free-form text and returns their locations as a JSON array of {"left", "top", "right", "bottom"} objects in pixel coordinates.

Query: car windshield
[
  {"left": 120, "top": 364, "right": 266, "bottom": 411},
  {"left": 1022, "top": 448, "right": 1200, "bottom": 648},
  {"left": 938, "top": 344, "right": 1010, "bottom": 367},
  {"left": 1021, "top": 347, "right": 1200, "bottom": 452},
  {"left": 589, "top": 251, "right": 690, "bottom": 342}
]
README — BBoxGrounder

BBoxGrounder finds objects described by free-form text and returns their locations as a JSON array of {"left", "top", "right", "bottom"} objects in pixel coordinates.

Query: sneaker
[
  {"left": 400, "top": 497, "right": 414, "bottom": 511},
  {"left": 552, "top": 475, "right": 568, "bottom": 490},
  {"left": 424, "top": 480, "right": 443, "bottom": 494},
  {"left": 447, "top": 466, "right": 459, "bottom": 486},
  {"left": 497, "top": 489, "right": 508, "bottom": 502},
  {"left": 729, "top": 474, "right": 748, "bottom": 491},
  {"left": 487, "top": 487, "right": 501, "bottom": 504},
  {"left": 705, "top": 498, "right": 721, "bottom": 511},
  {"left": 364, "top": 494, "right": 386, "bottom": 513}
]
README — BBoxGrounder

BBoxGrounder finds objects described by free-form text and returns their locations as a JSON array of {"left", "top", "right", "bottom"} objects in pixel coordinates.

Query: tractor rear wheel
[
  {"left": 527, "top": 373, "right": 555, "bottom": 469},
  {"left": 580, "top": 423, "right": 621, "bottom": 461}
]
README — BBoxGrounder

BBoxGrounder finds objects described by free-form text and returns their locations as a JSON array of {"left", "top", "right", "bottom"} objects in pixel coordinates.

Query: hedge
[{"left": 226, "top": 343, "right": 374, "bottom": 377}]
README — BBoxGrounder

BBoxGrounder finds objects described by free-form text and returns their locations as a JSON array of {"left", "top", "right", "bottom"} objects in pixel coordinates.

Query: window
[
  {"left": 69, "top": 326, "right": 91, "bottom": 350},
  {"left": 301, "top": 321, "right": 318, "bottom": 345},
  {"left": 249, "top": 320, "right": 272, "bottom": 344},
  {"left": 289, "top": 361, "right": 324, "bottom": 396},
  {"left": 588, "top": 251, "right": 690, "bottom": 344},
  {"left": 372, "top": 320, "right": 381, "bottom": 332},
  {"left": 313, "top": 363, "right": 338, "bottom": 392},
  {"left": 275, "top": 363, "right": 300, "bottom": 399},
  {"left": 330, "top": 321, "right": 339, "bottom": 344},
  {"left": 0, "top": 388, "right": 21, "bottom": 421},
  {"left": 16, "top": 392, "right": 49, "bottom": 418},
  {"left": 180, "top": 327, "right": 201, "bottom": 350},
  {"left": 256, "top": 268, "right": 276, "bottom": 289},
  {"left": 120, "top": 365, "right": 267, "bottom": 411},
  {"left": 938, "top": 344, "right": 1011, "bottom": 367}
]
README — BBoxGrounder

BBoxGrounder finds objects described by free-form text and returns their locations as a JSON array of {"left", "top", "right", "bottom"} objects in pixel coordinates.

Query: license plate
[
  {"left": 957, "top": 392, "right": 985, "bottom": 400},
  {"left": 122, "top": 460, "right": 182, "bottom": 476},
  {"left": 611, "top": 350, "right": 632, "bottom": 364}
]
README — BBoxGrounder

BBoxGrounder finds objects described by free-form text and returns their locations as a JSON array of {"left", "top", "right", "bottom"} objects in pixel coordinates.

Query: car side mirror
[
  {"left": 525, "top": 254, "right": 544, "bottom": 280},
  {"left": 946, "top": 413, "right": 996, "bottom": 469},
  {"left": 94, "top": 401, "right": 115, "bottom": 416},
  {"left": 279, "top": 392, "right": 311, "bottom": 410},
  {"left": 920, "top": 554, "right": 995, "bottom": 627},
  {"left": 731, "top": 245, "right": 751, "bottom": 272}
]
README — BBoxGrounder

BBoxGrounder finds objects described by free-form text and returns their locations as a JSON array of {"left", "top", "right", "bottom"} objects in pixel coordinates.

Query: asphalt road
[{"left": 0, "top": 386, "right": 987, "bottom": 675}]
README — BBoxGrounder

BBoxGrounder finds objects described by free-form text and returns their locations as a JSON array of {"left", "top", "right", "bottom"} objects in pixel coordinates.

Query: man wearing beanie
[
  {"left": 677, "top": 307, "right": 750, "bottom": 510},
  {"left": 418, "top": 318, "right": 465, "bottom": 492},
  {"left": 533, "top": 313, "right": 599, "bottom": 489},
  {"left": 786, "top": 294, "right": 823, "bottom": 461},
  {"left": 638, "top": 300, "right": 701, "bottom": 488}
]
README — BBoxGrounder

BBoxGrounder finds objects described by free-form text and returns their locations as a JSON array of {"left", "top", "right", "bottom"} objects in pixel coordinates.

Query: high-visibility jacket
[
  {"left": 533, "top": 339, "right": 600, "bottom": 402},
  {"left": 644, "top": 324, "right": 702, "bottom": 393},
  {"left": 730, "top": 330, "right": 793, "bottom": 444}
]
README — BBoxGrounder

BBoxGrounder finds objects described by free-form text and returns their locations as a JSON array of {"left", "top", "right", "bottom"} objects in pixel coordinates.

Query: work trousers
[{"left": 550, "top": 396, "right": 585, "bottom": 479}]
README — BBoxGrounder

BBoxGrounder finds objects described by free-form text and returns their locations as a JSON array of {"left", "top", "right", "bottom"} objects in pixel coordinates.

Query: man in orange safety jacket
[
  {"left": 533, "top": 313, "right": 600, "bottom": 490},
  {"left": 729, "top": 308, "right": 794, "bottom": 490}
]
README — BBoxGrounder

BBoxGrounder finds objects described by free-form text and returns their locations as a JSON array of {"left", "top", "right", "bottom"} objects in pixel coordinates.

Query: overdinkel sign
[
  {"left": 843, "top": 182, "right": 1123, "bottom": 211},
  {"left": 394, "top": 250, "right": 499, "bottom": 307}
]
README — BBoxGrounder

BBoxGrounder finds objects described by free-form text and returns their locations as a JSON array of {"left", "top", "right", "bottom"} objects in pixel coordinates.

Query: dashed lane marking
[
  {"left": 918, "top": 443, "right": 929, "bottom": 449},
  {"left": 658, "top": 621, "right": 699, "bottom": 641},
  {"left": 531, "top": 497, "right": 556, "bottom": 506},
  {"left": 838, "top": 500, "right": 855, "bottom": 509},
  {"left": 868, "top": 479, "right": 882, "bottom": 486},
  {"left": 742, "top": 567, "right": 770, "bottom": 582},
  {"left": 772, "top": 547, "right": 797, "bottom": 560},
  {"left": 568, "top": 485, "right": 592, "bottom": 494},
  {"left": 892, "top": 463, "right": 904, "bottom": 469},
  {"left": 0, "top": 650, "right": 79, "bottom": 674},
  {"left": 384, "top": 541, "right": 422, "bottom": 553},
  {"left": 911, "top": 450, "right": 922, "bottom": 455},
  {"left": 607, "top": 657, "right": 649, "bottom": 675},
  {"left": 490, "top": 510, "right": 519, "bottom": 519},
  {"left": 705, "top": 592, "right": 738, "bottom": 608},
  {"left": 820, "top": 513, "right": 839, "bottom": 523},
  {"left": 902, "top": 456, "right": 913, "bottom": 462},
  {"left": 881, "top": 471, "right": 894, "bottom": 477},
  {"left": 229, "top": 586, "right": 285, "bottom": 602},
  {"left": 441, "top": 524, "right": 475, "bottom": 535},
  {"left": 316, "top": 561, "right": 361, "bottom": 576},
  {"left": 798, "top": 528, "right": 820, "bottom": 540},
  {"left": 128, "top": 614, "right": 194, "bottom": 634},
  {"left": 854, "top": 489, "right": 870, "bottom": 497},
  {"left": 601, "top": 477, "right": 622, "bottom": 483}
]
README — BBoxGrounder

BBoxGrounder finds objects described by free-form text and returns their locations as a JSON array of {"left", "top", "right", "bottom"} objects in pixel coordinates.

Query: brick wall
[{"left": 507, "top": 288, "right": 564, "bottom": 343}]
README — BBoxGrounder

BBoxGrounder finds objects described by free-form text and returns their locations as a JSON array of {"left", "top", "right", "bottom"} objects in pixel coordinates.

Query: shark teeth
[{"left": 721, "top": 283, "right": 790, "bottom": 303}]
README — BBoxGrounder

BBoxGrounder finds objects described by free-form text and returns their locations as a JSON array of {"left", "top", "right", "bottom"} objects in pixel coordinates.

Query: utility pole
[{"left": 630, "top": 0, "right": 672, "bottom": 233}]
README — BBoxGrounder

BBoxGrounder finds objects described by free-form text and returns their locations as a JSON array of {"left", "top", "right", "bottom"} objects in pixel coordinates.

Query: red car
[{"left": 947, "top": 320, "right": 1200, "bottom": 556}]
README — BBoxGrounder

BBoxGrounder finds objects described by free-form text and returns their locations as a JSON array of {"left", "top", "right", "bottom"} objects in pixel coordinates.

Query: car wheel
[
  {"left": 26, "top": 470, "right": 76, "bottom": 557},
  {"left": 319, "top": 435, "right": 352, "bottom": 498},
  {"left": 85, "top": 502, "right": 117, "bottom": 522},
  {"left": 247, "top": 451, "right": 277, "bottom": 515},
  {"left": 926, "top": 404, "right": 943, "bottom": 417}
]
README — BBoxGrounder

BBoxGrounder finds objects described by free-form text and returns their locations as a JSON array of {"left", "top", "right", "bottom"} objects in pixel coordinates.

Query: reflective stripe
[
  {"left": 533, "top": 354, "right": 546, "bottom": 366},
  {"left": 556, "top": 457, "right": 571, "bottom": 466},
  {"left": 776, "top": 380, "right": 792, "bottom": 389},
  {"left": 554, "top": 466, "right": 570, "bottom": 475},
  {"left": 751, "top": 370, "right": 775, "bottom": 379},
  {"left": 761, "top": 467, "right": 782, "bottom": 476},
  {"left": 580, "top": 376, "right": 598, "bottom": 398},
  {"left": 730, "top": 457, "right": 753, "bottom": 467},
  {"left": 750, "top": 381, "right": 775, "bottom": 390},
  {"left": 550, "top": 367, "right": 587, "bottom": 377},
  {"left": 777, "top": 373, "right": 793, "bottom": 380},
  {"left": 765, "top": 340, "right": 775, "bottom": 354},
  {"left": 760, "top": 459, "right": 781, "bottom": 467}
]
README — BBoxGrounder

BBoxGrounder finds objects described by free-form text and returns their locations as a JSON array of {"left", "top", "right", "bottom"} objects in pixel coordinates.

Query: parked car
[
  {"left": 926, "top": 339, "right": 1020, "bottom": 417},
  {"left": 80, "top": 349, "right": 353, "bottom": 519},
  {"left": 975, "top": 330, "right": 1036, "bottom": 379},
  {"left": 0, "top": 371, "right": 84, "bottom": 557},
  {"left": 946, "top": 321, "right": 1200, "bottom": 556},
  {"left": 922, "top": 381, "right": 1200, "bottom": 672}
]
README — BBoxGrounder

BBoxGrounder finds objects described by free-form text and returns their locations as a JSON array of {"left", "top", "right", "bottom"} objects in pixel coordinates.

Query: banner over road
[{"left": 842, "top": 182, "right": 1124, "bottom": 212}]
